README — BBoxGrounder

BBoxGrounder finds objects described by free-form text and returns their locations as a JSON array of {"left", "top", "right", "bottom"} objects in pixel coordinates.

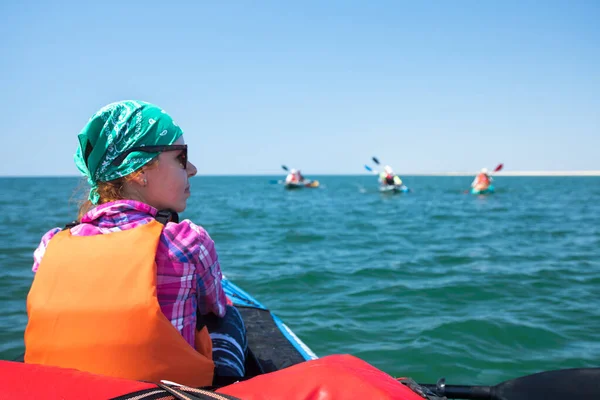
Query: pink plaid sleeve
[
  {"left": 159, "top": 220, "right": 227, "bottom": 318},
  {"left": 32, "top": 228, "right": 61, "bottom": 273}
]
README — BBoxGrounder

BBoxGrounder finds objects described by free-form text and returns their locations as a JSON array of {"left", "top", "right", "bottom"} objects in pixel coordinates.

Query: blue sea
[{"left": 1, "top": 175, "right": 599, "bottom": 386}]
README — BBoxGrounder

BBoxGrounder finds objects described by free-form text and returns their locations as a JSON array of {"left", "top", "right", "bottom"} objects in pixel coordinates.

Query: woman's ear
[{"left": 131, "top": 171, "right": 147, "bottom": 187}]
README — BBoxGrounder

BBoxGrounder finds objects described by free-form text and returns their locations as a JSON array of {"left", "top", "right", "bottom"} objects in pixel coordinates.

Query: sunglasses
[{"left": 111, "top": 144, "right": 188, "bottom": 169}]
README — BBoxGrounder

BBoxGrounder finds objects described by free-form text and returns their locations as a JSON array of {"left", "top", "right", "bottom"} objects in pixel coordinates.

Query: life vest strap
[
  {"left": 111, "top": 384, "right": 242, "bottom": 400},
  {"left": 63, "top": 221, "right": 79, "bottom": 230},
  {"left": 63, "top": 208, "right": 180, "bottom": 230},
  {"left": 155, "top": 209, "right": 179, "bottom": 225}
]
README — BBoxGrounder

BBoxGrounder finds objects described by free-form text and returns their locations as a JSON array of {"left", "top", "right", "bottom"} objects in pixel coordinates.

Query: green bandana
[{"left": 74, "top": 100, "right": 183, "bottom": 204}]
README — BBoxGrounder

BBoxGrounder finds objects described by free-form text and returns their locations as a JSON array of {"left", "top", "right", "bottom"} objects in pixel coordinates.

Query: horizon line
[{"left": 2, "top": 171, "right": 600, "bottom": 178}]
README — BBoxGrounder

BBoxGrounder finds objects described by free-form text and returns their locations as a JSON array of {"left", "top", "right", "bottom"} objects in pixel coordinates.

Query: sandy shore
[{"left": 415, "top": 171, "right": 600, "bottom": 176}]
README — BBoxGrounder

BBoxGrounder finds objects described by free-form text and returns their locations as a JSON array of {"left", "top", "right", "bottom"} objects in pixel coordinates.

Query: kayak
[
  {"left": 0, "top": 278, "right": 432, "bottom": 400},
  {"left": 0, "top": 355, "right": 429, "bottom": 400},
  {"left": 470, "top": 185, "right": 495, "bottom": 195},
  {"left": 2, "top": 360, "right": 598, "bottom": 400},
  {"left": 379, "top": 184, "right": 409, "bottom": 194},
  {"left": 221, "top": 276, "right": 317, "bottom": 367},
  {"left": 284, "top": 180, "right": 320, "bottom": 189}
]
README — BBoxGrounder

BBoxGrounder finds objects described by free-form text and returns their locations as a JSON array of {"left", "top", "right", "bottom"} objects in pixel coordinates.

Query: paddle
[
  {"left": 367, "top": 155, "right": 385, "bottom": 174},
  {"left": 416, "top": 367, "right": 600, "bottom": 400},
  {"left": 364, "top": 165, "right": 378, "bottom": 174},
  {"left": 270, "top": 166, "right": 291, "bottom": 185}
]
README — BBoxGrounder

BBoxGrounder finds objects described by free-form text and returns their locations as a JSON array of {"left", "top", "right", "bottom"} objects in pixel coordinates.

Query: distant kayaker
[
  {"left": 379, "top": 165, "right": 403, "bottom": 187},
  {"left": 285, "top": 168, "right": 304, "bottom": 184},
  {"left": 25, "top": 100, "right": 247, "bottom": 387},
  {"left": 471, "top": 167, "right": 493, "bottom": 190}
]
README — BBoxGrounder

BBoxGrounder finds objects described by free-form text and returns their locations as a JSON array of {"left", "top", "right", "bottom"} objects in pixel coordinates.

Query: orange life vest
[
  {"left": 24, "top": 220, "right": 215, "bottom": 387},
  {"left": 476, "top": 173, "right": 490, "bottom": 186}
]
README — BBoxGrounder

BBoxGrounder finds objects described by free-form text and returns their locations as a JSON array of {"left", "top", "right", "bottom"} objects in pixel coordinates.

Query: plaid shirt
[{"left": 32, "top": 200, "right": 227, "bottom": 347}]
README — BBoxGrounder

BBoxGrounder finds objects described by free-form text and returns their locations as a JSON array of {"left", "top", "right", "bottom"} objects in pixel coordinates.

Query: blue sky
[{"left": 1, "top": 0, "right": 598, "bottom": 176}]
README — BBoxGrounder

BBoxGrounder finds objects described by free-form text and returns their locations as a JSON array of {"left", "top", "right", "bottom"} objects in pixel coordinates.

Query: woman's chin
[
  {"left": 175, "top": 199, "right": 188, "bottom": 213},
  {"left": 172, "top": 204, "right": 186, "bottom": 213}
]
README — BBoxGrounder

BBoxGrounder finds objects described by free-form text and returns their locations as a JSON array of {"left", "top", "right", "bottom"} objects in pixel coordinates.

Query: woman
[
  {"left": 25, "top": 100, "right": 247, "bottom": 387},
  {"left": 471, "top": 167, "right": 493, "bottom": 191}
]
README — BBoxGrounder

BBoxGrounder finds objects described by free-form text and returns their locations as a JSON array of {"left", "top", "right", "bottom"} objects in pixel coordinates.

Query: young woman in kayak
[
  {"left": 471, "top": 167, "right": 493, "bottom": 190},
  {"left": 25, "top": 100, "right": 247, "bottom": 386},
  {"left": 285, "top": 168, "right": 305, "bottom": 184},
  {"left": 379, "top": 165, "right": 403, "bottom": 186}
]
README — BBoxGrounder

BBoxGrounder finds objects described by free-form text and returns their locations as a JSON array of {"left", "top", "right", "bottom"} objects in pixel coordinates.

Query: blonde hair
[{"left": 77, "top": 159, "right": 158, "bottom": 221}]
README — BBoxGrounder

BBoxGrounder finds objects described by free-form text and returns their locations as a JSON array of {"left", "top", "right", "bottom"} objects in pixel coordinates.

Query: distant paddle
[
  {"left": 367, "top": 155, "right": 384, "bottom": 173},
  {"left": 364, "top": 165, "right": 378, "bottom": 174},
  {"left": 281, "top": 165, "right": 289, "bottom": 172},
  {"left": 416, "top": 367, "right": 600, "bottom": 400}
]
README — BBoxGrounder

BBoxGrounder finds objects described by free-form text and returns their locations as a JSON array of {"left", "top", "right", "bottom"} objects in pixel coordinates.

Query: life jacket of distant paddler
[
  {"left": 24, "top": 210, "right": 215, "bottom": 387},
  {"left": 476, "top": 173, "right": 490, "bottom": 186}
]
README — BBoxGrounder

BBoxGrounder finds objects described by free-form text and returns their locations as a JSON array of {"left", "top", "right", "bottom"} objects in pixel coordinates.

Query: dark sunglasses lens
[{"left": 179, "top": 149, "right": 188, "bottom": 169}]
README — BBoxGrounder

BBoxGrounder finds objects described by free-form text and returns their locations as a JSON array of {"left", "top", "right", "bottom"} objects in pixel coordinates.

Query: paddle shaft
[
  {"left": 420, "top": 368, "right": 600, "bottom": 400},
  {"left": 420, "top": 384, "right": 492, "bottom": 399}
]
